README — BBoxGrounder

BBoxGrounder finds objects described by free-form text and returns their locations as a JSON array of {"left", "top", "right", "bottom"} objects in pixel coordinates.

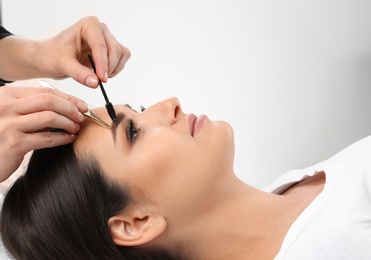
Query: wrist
[
  {"left": 0, "top": 36, "right": 42, "bottom": 80},
  {"left": 22, "top": 39, "right": 42, "bottom": 77}
]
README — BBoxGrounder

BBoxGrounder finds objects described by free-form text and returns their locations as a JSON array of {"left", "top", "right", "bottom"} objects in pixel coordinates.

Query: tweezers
[{"left": 38, "top": 80, "right": 112, "bottom": 129}]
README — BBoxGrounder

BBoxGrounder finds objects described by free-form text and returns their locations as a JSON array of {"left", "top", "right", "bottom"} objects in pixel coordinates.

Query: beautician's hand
[
  {"left": 0, "top": 86, "right": 88, "bottom": 182},
  {"left": 35, "top": 16, "right": 131, "bottom": 87},
  {"left": 0, "top": 16, "right": 130, "bottom": 87}
]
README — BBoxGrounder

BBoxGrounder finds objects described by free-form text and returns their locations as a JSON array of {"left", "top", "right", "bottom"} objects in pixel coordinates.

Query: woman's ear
[{"left": 108, "top": 209, "right": 167, "bottom": 246}]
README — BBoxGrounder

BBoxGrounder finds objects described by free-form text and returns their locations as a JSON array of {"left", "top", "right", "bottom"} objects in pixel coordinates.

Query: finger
[
  {"left": 16, "top": 111, "right": 80, "bottom": 134},
  {"left": 100, "top": 24, "right": 124, "bottom": 77},
  {"left": 17, "top": 131, "right": 77, "bottom": 153},
  {"left": 0, "top": 131, "right": 75, "bottom": 182},
  {"left": 5, "top": 86, "right": 88, "bottom": 113},
  {"left": 14, "top": 93, "right": 85, "bottom": 123},
  {"left": 79, "top": 17, "right": 109, "bottom": 82},
  {"left": 109, "top": 44, "right": 131, "bottom": 78},
  {"left": 61, "top": 56, "right": 100, "bottom": 88}
]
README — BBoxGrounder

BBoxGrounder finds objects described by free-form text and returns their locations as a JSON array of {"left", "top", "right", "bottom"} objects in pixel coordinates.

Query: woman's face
[{"left": 74, "top": 97, "right": 234, "bottom": 216}]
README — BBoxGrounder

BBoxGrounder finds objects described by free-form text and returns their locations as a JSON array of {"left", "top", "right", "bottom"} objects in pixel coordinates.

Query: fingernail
[
  {"left": 104, "top": 71, "right": 108, "bottom": 82},
  {"left": 77, "top": 112, "right": 85, "bottom": 122},
  {"left": 85, "top": 76, "right": 99, "bottom": 87},
  {"left": 77, "top": 101, "right": 88, "bottom": 112}
]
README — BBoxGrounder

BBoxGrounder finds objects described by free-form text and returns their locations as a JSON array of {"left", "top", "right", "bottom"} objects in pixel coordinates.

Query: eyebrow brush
[{"left": 87, "top": 54, "right": 117, "bottom": 122}]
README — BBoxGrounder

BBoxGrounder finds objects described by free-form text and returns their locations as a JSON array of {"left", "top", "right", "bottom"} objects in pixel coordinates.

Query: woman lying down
[{"left": 1, "top": 97, "right": 370, "bottom": 260}]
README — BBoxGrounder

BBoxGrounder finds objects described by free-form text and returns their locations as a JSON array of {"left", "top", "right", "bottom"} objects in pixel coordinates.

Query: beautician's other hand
[
  {"left": 0, "top": 86, "right": 88, "bottom": 182},
  {"left": 36, "top": 16, "right": 131, "bottom": 87}
]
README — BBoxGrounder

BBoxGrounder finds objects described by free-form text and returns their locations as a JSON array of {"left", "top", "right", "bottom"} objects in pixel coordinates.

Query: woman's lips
[{"left": 188, "top": 114, "right": 206, "bottom": 136}]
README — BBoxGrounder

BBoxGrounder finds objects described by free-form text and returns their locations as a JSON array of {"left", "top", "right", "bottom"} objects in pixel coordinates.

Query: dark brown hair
[{"left": 0, "top": 144, "right": 186, "bottom": 259}]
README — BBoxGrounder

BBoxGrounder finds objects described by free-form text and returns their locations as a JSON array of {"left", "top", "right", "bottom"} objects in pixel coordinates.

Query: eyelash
[
  {"left": 125, "top": 105, "right": 145, "bottom": 143},
  {"left": 127, "top": 119, "right": 139, "bottom": 143}
]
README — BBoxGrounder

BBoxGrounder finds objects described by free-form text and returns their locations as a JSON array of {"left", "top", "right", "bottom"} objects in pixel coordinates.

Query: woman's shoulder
[{"left": 264, "top": 135, "right": 371, "bottom": 194}]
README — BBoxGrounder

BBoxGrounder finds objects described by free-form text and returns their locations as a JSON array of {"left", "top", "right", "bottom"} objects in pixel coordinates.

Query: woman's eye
[{"left": 126, "top": 120, "right": 139, "bottom": 143}]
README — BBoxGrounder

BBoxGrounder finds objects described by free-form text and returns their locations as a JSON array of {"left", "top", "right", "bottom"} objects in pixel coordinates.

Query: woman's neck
[
  {"left": 175, "top": 172, "right": 325, "bottom": 259},
  {"left": 168, "top": 176, "right": 294, "bottom": 259}
]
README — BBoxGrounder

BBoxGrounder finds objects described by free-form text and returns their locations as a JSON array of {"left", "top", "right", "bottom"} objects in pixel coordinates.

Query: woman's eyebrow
[{"left": 111, "top": 112, "right": 126, "bottom": 143}]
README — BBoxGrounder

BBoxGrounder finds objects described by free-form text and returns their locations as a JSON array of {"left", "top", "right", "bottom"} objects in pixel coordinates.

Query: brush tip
[{"left": 106, "top": 103, "right": 117, "bottom": 122}]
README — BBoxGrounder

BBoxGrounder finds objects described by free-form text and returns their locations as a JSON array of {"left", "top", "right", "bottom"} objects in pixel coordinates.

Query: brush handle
[{"left": 88, "top": 54, "right": 117, "bottom": 122}]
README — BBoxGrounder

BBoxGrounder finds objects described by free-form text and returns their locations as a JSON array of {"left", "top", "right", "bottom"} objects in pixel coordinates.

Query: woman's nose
[{"left": 154, "top": 97, "right": 181, "bottom": 125}]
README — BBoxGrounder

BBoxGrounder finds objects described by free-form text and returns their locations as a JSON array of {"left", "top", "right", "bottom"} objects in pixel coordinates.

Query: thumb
[{"left": 63, "top": 58, "right": 99, "bottom": 88}]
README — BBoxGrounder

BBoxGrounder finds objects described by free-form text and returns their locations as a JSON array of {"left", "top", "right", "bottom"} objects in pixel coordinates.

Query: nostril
[{"left": 174, "top": 105, "right": 180, "bottom": 119}]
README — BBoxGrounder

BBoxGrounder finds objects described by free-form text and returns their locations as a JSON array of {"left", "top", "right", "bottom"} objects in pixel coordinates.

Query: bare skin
[
  {"left": 173, "top": 173, "right": 325, "bottom": 259},
  {"left": 75, "top": 99, "right": 326, "bottom": 259}
]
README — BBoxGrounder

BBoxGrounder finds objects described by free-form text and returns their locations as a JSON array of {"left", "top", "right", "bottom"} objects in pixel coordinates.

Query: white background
[{"left": 3, "top": 0, "right": 371, "bottom": 188}]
